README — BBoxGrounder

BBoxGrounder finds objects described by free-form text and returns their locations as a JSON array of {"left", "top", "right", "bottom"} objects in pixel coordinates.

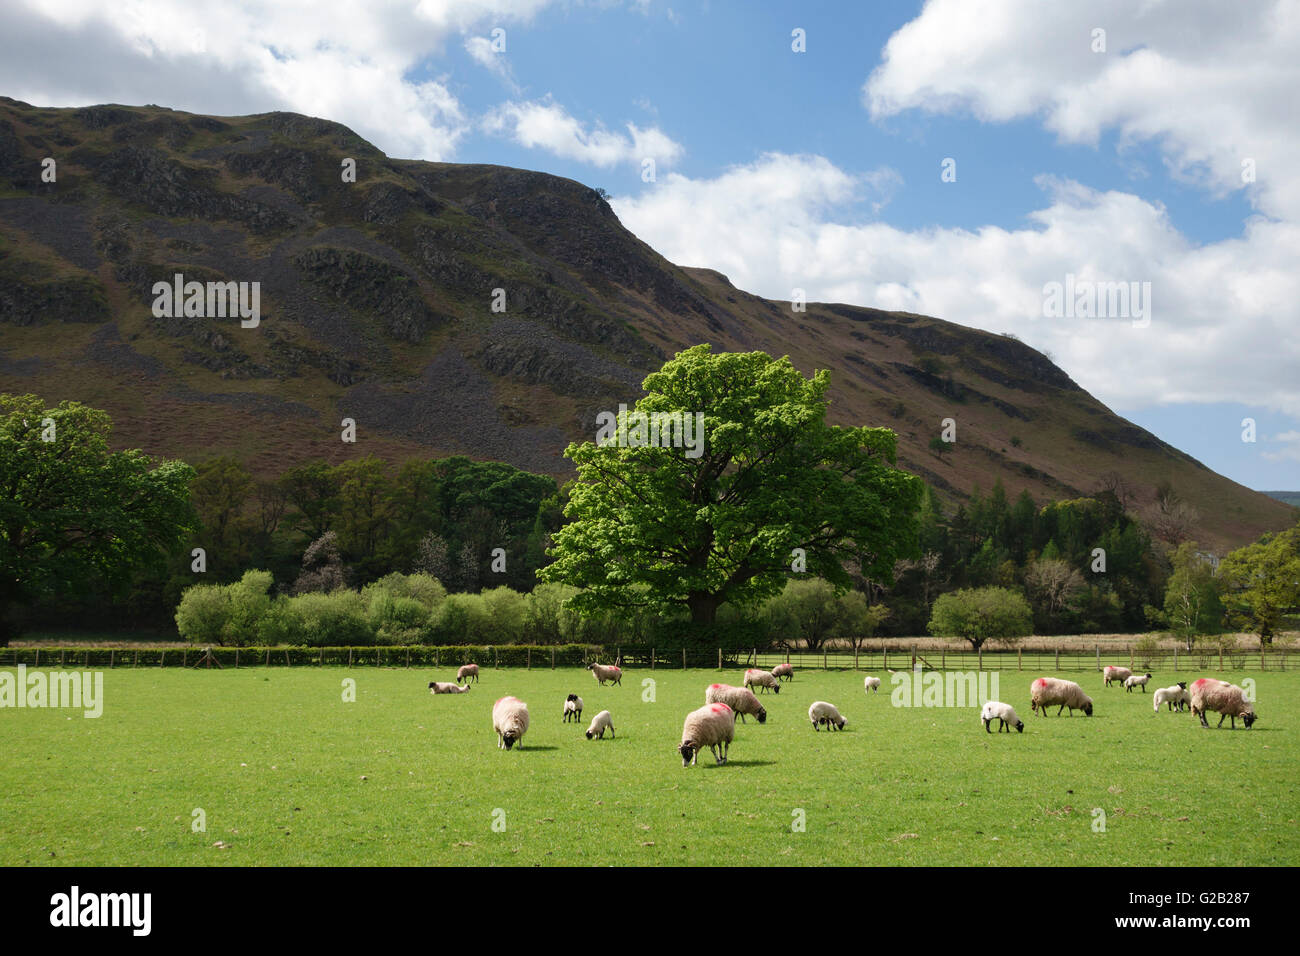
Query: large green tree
[
  {"left": 540, "top": 346, "right": 924, "bottom": 628},
  {"left": 927, "top": 586, "right": 1033, "bottom": 651},
  {"left": 1217, "top": 522, "right": 1300, "bottom": 647},
  {"left": 0, "top": 395, "right": 197, "bottom": 644}
]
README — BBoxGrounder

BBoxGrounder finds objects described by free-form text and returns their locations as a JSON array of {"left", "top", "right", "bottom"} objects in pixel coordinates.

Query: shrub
[
  {"left": 480, "top": 586, "right": 527, "bottom": 643},
  {"left": 175, "top": 584, "right": 231, "bottom": 645},
  {"left": 432, "top": 592, "right": 493, "bottom": 644},
  {"left": 259, "top": 591, "right": 372, "bottom": 646},
  {"left": 927, "top": 587, "right": 1033, "bottom": 651}
]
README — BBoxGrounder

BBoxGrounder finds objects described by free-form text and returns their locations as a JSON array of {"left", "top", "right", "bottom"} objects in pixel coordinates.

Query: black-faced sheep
[
  {"left": 1124, "top": 673, "right": 1153, "bottom": 692},
  {"left": 585, "top": 710, "right": 615, "bottom": 739},
  {"left": 457, "top": 663, "right": 480, "bottom": 683},
  {"left": 705, "top": 683, "right": 766, "bottom": 724},
  {"left": 808, "top": 700, "right": 847, "bottom": 731},
  {"left": 1152, "top": 682, "right": 1189, "bottom": 712},
  {"left": 1102, "top": 665, "right": 1132, "bottom": 687},
  {"left": 429, "top": 681, "right": 470, "bottom": 694},
  {"left": 1030, "top": 677, "right": 1093, "bottom": 716},
  {"left": 563, "top": 693, "right": 584, "bottom": 722},
  {"left": 587, "top": 662, "right": 622, "bottom": 685},
  {"left": 1190, "top": 678, "right": 1256, "bottom": 729},
  {"left": 744, "top": 668, "right": 780, "bottom": 694},
  {"left": 492, "top": 695, "right": 530, "bottom": 750},
  {"left": 771, "top": 663, "right": 793, "bottom": 682},
  {"left": 980, "top": 700, "right": 1024, "bottom": 733},
  {"left": 678, "top": 703, "right": 735, "bottom": 766}
]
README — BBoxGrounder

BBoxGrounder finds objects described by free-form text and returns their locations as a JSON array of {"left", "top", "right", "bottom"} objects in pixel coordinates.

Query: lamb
[
  {"left": 1152, "top": 682, "right": 1190, "bottom": 712},
  {"left": 705, "top": 683, "right": 767, "bottom": 724},
  {"left": 744, "top": 668, "right": 781, "bottom": 694},
  {"left": 1189, "top": 678, "right": 1257, "bottom": 729},
  {"left": 863, "top": 676, "right": 881, "bottom": 693},
  {"left": 457, "top": 663, "right": 480, "bottom": 684},
  {"left": 1030, "top": 677, "right": 1093, "bottom": 716},
  {"left": 771, "top": 662, "right": 794, "bottom": 682},
  {"left": 492, "top": 696, "right": 530, "bottom": 750},
  {"left": 808, "top": 700, "right": 847, "bottom": 731},
  {"left": 562, "top": 693, "right": 584, "bottom": 723},
  {"left": 678, "top": 702, "right": 735, "bottom": 766},
  {"left": 1102, "top": 665, "right": 1132, "bottom": 687},
  {"left": 980, "top": 700, "right": 1024, "bottom": 733},
  {"left": 428, "top": 681, "right": 470, "bottom": 694},
  {"left": 585, "top": 710, "right": 615, "bottom": 740},
  {"left": 1124, "top": 673, "right": 1153, "bottom": 693},
  {"left": 587, "top": 662, "right": 623, "bottom": 686}
]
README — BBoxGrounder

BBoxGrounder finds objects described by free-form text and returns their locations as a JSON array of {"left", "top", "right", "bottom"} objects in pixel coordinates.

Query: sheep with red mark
[
  {"left": 457, "top": 663, "right": 479, "bottom": 683},
  {"left": 771, "top": 662, "right": 794, "bottom": 682},
  {"left": 1103, "top": 665, "right": 1131, "bottom": 688},
  {"left": 679, "top": 702, "right": 735, "bottom": 766},
  {"left": 1030, "top": 677, "right": 1093, "bottom": 716},
  {"left": 744, "top": 668, "right": 780, "bottom": 694},
  {"left": 1189, "top": 678, "right": 1257, "bottom": 729},
  {"left": 705, "top": 683, "right": 766, "bottom": 724},
  {"left": 587, "top": 662, "right": 622, "bottom": 686}
]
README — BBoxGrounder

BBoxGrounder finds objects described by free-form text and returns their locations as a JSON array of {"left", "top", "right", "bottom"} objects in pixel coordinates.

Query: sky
[{"left": 2, "top": 0, "right": 1297, "bottom": 491}]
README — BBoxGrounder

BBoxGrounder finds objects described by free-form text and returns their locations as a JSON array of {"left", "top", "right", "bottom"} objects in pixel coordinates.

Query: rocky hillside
[{"left": 0, "top": 97, "right": 1292, "bottom": 551}]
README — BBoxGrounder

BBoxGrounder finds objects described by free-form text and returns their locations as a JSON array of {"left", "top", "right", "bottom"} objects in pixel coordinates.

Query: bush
[
  {"left": 257, "top": 591, "right": 372, "bottom": 646},
  {"left": 175, "top": 583, "right": 231, "bottom": 645},
  {"left": 927, "top": 587, "right": 1033, "bottom": 651},
  {"left": 432, "top": 593, "right": 493, "bottom": 644},
  {"left": 365, "top": 572, "right": 446, "bottom": 610},
  {"left": 480, "top": 587, "right": 527, "bottom": 643}
]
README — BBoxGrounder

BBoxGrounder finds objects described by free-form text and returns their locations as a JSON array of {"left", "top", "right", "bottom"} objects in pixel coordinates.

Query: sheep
[
  {"left": 808, "top": 700, "right": 847, "bottom": 731},
  {"left": 771, "top": 662, "right": 794, "bottom": 682},
  {"left": 428, "top": 681, "right": 470, "bottom": 694},
  {"left": 1124, "top": 673, "right": 1153, "bottom": 693},
  {"left": 705, "top": 683, "right": 766, "bottom": 724},
  {"left": 1030, "top": 677, "right": 1093, "bottom": 717},
  {"left": 678, "top": 702, "right": 735, "bottom": 766},
  {"left": 457, "top": 663, "right": 480, "bottom": 684},
  {"left": 1152, "top": 682, "right": 1190, "bottom": 712},
  {"left": 562, "top": 693, "right": 584, "bottom": 723},
  {"left": 585, "top": 710, "right": 615, "bottom": 740},
  {"left": 980, "top": 700, "right": 1024, "bottom": 733},
  {"left": 744, "top": 668, "right": 781, "bottom": 694},
  {"left": 587, "top": 662, "right": 622, "bottom": 686},
  {"left": 863, "top": 676, "right": 881, "bottom": 693},
  {"left": 1102, "top": 665, "right": 1132, "bottom": 688},
  {"left": 492, "top": 696, "right": 530, "bottom": 750},
  {"left": 1189, "top": 678, "right": 1257, "bottom": 729}
]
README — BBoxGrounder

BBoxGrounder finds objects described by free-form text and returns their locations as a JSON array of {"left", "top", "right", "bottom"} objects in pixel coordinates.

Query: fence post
[
  {"left": 406, "top": 648, "right": 411, "bottom": 669},
  {"left": 1096, "top": 645, "right": 1100, "bottom": 671},
  {"left": 824, "top": 649, "right": 828, "bottom": 670},
  {"left": 651, "top": 648, "right": 655, "bottom": 671},
  {"left": 1017, "top": 646, "right": 1022, "bottom": 671},
  {"left": 551, "top": 647, "right": 555, "bottom": 670},
  {"left": 235, "top": 648, "right": 239, "bottom": 669},
  {"left": 718, "top": 648, "right": 722, "bottom": 669},
  {"left": 883, "top": 645, "right": 888, "bottom": 670},
  {"left": 1054, "top": 647, "right": 1059, "bottom": 671},
  {"left": 494, "top": 646, "right": 498, "bottom": 669},
  {"left": 683, "top": 647, "right": 686, "bottom": 670},
  {"left": 978, "top": 647, "right": 982, "bottom": 672},
  {"left": 1129, "top": 645, "right": 1133, "bottom": 668},
  {"left": 527, "top": 648, "right": 531, "bottom": 670},
  {"left": 34, "top": 648, "right": 39, "bottom": 668},
  {"left": 319, "top": 647, "right": 324, "bottom": 666},
  {"left": 855, "top": 646, "right": 859, "bottom": 671},
  {"left": 1173, "top": 646, "right": 1177, "bottom": 671},
  {"left": 109, "top": 649, "right": 114, "bottom": 669},
  {"left": 1219, "top": 647, "right": 1223, "bottom": 671},
  {"left": 265, "top": 648, "right": 271, "bottom": 667},
  {"left": 348, "top": 648, "right": 353, "bottom": 668},
  {"left": 941, "top": 648, "right": 945, "bottom": 670}
]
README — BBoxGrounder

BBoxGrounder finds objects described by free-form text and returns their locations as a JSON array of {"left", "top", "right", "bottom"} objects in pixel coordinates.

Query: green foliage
[
  {"left": 1162, "top": 542, "right": 1224, "bottom": 650},
  {"left": 541, "top": 346, "right": 924, "bottom": 630},
  {"left": 1218, "top": 522, "right": 1300, "bottom": 647},
  {"left": 259, "top": 591, "right": 371, "bottom": 647},
  {"left": 174, "top": 583, "right": 232, "bottom": 646},
  {"left": 0, "top": 394, "right": 197, "bottom": 644},
  {"left": 927, "top": 586, "right": 1033, "bottom": 650}
]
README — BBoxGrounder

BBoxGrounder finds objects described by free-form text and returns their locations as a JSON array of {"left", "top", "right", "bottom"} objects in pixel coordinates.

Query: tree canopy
[{"left": 539, "top": 346, "right": 924, "bottom": 628}]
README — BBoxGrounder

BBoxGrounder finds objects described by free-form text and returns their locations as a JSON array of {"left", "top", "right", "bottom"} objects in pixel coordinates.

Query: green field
[{"left": 2, "top": 665, "right": 1295, "bottom": 866}]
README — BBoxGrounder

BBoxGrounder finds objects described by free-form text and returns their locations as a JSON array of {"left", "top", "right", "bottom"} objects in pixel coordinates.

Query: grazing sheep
[
  {"left": 585, "top": 710, "right": 615, "bottom": 739},
  {"left": 1124, "top": 673, "right": 1153, "bottom": 693},
  {"left": 744, "top": 668, "right": 781, "bottom": 694},
  {"left": 492, "top": 696, "right": 530, "bottom": 750},
  {"left": 562, "top": 693, "right": 584, "bottom": 723},
  {"left": 808, "top": 700, "right": 847, "bottom": 731},
  {"left": 679, "top": 702, "right": 735, "bottom": 766},
  {"left": 1102, "top": 665, "right": 1132, "bottom": 687},
  {"left": 863, "top": 676, "right": 881, "bottom": 693},
  {"left": 457, "top": 663, "right": 480, "bottom": 683},
  {"left": 705, "top": 683, "right": 767, "bottom": 724},
  {"left": 587, "top": 662, "right": 623, "bottom": 686},
  {"left": 980, "top": 700, "right": 1024, "bottom": 733},
  {"left": 771, "top": 662, "right": 794, "bottom": 682},
  {"left": 1152, "top": 682, "right": 1190, "bottom": 712},
  {"left": 428, "top": 681, "right": 470, "bottom": 694},
  {"left": 1189, "top": 678, "right": 1257, "bottom": 729},
  {"left": 1030, "top": 677, "right": 1094, "bottom": 717}
]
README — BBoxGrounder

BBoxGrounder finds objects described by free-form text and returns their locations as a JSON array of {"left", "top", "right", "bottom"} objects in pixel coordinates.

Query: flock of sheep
[{"left": 428, "top": 657, "right": 1259, "bottom": 761}]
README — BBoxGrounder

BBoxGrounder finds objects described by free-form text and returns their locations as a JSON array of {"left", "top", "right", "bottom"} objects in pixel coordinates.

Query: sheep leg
[
  {"left": 984, "top": 719, "right": 992, "bottom": 733},
  {"left": 1057, "top": 703, "right": 1065, "bottom": 716}
]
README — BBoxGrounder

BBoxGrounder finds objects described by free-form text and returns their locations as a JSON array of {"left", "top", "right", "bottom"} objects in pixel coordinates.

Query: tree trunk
[{"left": 686, "top": 592, "right": 720, "bottom": 625}]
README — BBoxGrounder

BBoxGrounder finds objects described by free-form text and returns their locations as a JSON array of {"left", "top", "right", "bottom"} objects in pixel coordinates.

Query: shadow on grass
[
  {"left": 513, "top": 745, "right": 560, "bottom": 751},
  {"left": 704, "top": 759, "right": 778, "bottom": 768}
]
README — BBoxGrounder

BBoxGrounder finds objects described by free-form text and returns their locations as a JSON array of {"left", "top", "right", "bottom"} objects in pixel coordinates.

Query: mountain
[{"left": 0, "top": 97, "right": 1292, "bottom": 552}]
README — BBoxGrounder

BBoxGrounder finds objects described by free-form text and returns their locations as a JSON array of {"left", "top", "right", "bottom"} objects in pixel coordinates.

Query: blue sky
[{"left": 2, "top": 0, "right": 1297, "bottom": 491}]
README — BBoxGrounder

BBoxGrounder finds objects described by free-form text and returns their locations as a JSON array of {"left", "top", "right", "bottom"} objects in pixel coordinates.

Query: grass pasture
[{"left": 1, "top": 665, "right": 1296, "bottom": 866}]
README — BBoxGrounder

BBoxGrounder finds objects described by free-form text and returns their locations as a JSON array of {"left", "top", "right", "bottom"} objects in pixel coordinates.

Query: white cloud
[
  {"left": 612, "top": 155, "right": 1300, "bottom": 418},
  {"left": 1263, "top": 431, "right": 1300, "bottom": 463},
  {"left": 483, "top": 98, "right": 684, "bottom": 168},
  {"left": 0, "top": 0, "right": 556, "bottom": 160},
  {"left": 464, "top": 33, "right": 519, "bottom": 91},
  {"left": 865, "top": 0, "right": 1300, "bottom": 220}
]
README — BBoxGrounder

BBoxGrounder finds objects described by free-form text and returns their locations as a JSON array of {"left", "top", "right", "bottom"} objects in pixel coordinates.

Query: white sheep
[
  {"left": 679, "top": 702, "right": 735, "bottom": 766},
  {"left": 428, "top": 681, "right": 470, "bottom": 694},
  {"left": 562, "top": 693, "right": 584, "bottom": 723},
  {"left": 705, "top": 683, "right": 766, "bottom": 724},
  {"left": 1102, "top": 665, "right": 1132, "bottom": 687},
  {"left": 980, "top": 700, "right": 1024, "bottom": 733},
  {"left": 1152, "top": 682, "right": 1190, "bottom": 712},
  {"left": 863, "top": 676, "right": 881, "bottom": 693},
  {"left": 492, "top": 695, "right": 530, "bottom": 750},
  {"left": 744, "top": 668, "right": 781, "bottom": 694},
  {"left": 457, "top": 663, "right": 480, "bottom": 683},
  {"left": 1189, "top": 678, "right": 1257, "bottom": 729},
  {"left": 808, "top": 700, "right": 847, "bottom": 731},
  {"left": 1124, "top": 673, "right": 1153, "bottom": 693},
  {"left": 1030, "top": 677, "right": 1093, "bottom": 716},
  {"left": 587, "top": 662, "right": 623, "bottom": 686},
  {"left": 585, "top": 710, "right": 615, "bottom": 740},
  {"left": 771, "top": 662, "right": 794, "bottom": 682}
]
